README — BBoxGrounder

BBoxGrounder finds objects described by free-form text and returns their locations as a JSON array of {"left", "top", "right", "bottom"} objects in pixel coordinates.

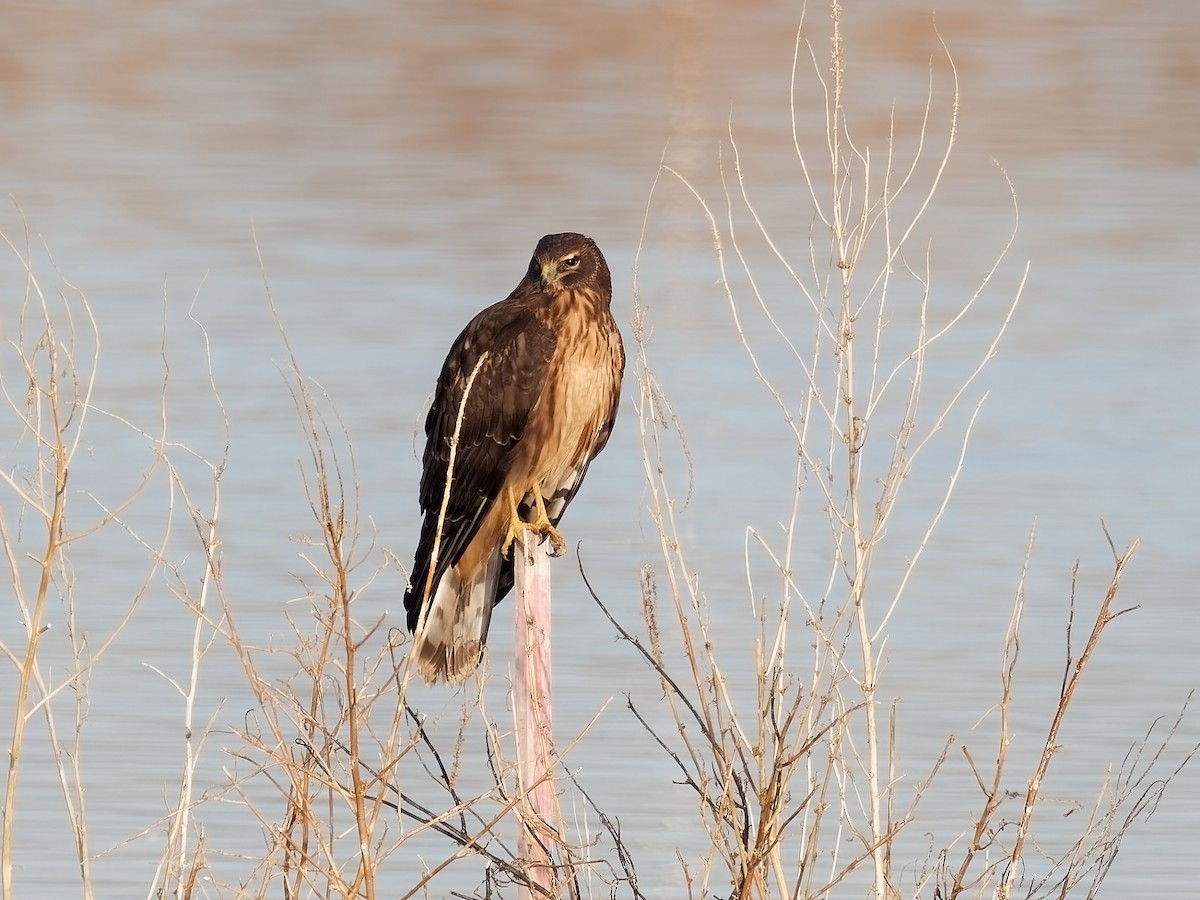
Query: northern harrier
[{"left": 404, "top": 233, "right": 625, "bottom": 684}]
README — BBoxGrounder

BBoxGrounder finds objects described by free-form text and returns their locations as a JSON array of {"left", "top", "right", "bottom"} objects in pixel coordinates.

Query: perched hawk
[{"left": 404, "top": 233, "right": 625, "bottom": 684}]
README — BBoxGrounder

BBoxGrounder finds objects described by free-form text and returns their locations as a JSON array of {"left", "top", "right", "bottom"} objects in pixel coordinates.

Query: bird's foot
[
  {"left": 502, "top": 517, "right": 566, "bottom": 559},
  {"left": 534, "top": 521, "right": 567, "bottom": 558},
  {"left": 501, "top": 492, "right": 566, "bottom": 559}
]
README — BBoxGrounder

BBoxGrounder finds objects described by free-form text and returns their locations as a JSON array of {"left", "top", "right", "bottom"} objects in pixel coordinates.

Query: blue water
[{"left": 1, "top": 1, "right": 1197, "bottom": 897}]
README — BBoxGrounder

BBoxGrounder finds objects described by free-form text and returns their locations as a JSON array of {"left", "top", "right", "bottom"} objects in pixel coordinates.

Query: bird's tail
[{"left": 409, "top": 553, "right": 500, "bottom": 684}]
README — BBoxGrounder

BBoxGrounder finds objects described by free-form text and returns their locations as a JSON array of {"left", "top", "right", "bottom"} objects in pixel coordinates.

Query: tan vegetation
[{"left": 2, "top": 6, "right": 1195, "bottom": 899}]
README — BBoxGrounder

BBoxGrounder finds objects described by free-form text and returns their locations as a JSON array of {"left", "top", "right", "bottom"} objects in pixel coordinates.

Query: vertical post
[{"left": 515, "top": 529, "right": 557, "bottom": 898}]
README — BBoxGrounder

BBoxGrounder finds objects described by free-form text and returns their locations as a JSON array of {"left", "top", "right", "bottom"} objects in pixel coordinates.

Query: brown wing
[{"left": 404, "top": 293, "right": 556, "bottom": 631}]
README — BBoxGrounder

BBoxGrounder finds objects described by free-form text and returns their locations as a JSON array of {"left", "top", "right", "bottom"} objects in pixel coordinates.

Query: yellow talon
[{"left": 501, "top": 486, "right": 566, "bottom": 558}]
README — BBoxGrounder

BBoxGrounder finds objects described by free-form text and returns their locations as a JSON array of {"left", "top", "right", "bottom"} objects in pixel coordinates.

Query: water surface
[{"left": 1, "top": 1, "right": 1197, "bottom": 896}]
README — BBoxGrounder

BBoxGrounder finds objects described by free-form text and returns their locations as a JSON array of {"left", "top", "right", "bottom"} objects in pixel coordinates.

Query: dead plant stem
[
  {"left": 3, "top": 337, "right": 68, "bottom": 900},
  {"left": 997, "top": 538, "right": 1139, "bottom": 899},
  {"left": 829, "top": 5, "right": 889, "bottom": 897}
]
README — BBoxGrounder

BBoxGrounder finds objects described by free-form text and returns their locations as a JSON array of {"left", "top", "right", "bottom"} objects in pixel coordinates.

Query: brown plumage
[{"left": 404, "top": 233, "right": 625, "bottom": 683}]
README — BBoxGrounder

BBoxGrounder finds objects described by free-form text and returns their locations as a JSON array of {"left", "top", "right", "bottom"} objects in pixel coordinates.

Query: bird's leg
[
  {"left": 500, "top": 485, "right": 525, "bottom": 557},
  {"left": 501, "top": 485, "right": 566, "bottom": 559},
  {"left": 528, "top": 489, "right": 566, "bottom": 557}
]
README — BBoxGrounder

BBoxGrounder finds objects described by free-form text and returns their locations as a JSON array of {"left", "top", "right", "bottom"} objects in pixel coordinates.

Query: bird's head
[{"left": 527, "top": 232, "right": 610, "bottom": 297}]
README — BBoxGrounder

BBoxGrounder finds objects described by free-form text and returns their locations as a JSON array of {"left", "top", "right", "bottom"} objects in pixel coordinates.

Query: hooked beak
[{"left": 538, "top": 261, "right": 561, "bottom": 292}]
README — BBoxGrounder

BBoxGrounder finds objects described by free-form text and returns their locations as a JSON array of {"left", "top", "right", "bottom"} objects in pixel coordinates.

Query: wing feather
[{"left": 404, "top": 293, "right": 556, "bottom": 631}]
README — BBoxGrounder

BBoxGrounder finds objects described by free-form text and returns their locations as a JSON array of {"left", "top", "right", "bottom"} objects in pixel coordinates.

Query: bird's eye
[{"left": 562, "top": 255, "right": 581, "bottom": 268}]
